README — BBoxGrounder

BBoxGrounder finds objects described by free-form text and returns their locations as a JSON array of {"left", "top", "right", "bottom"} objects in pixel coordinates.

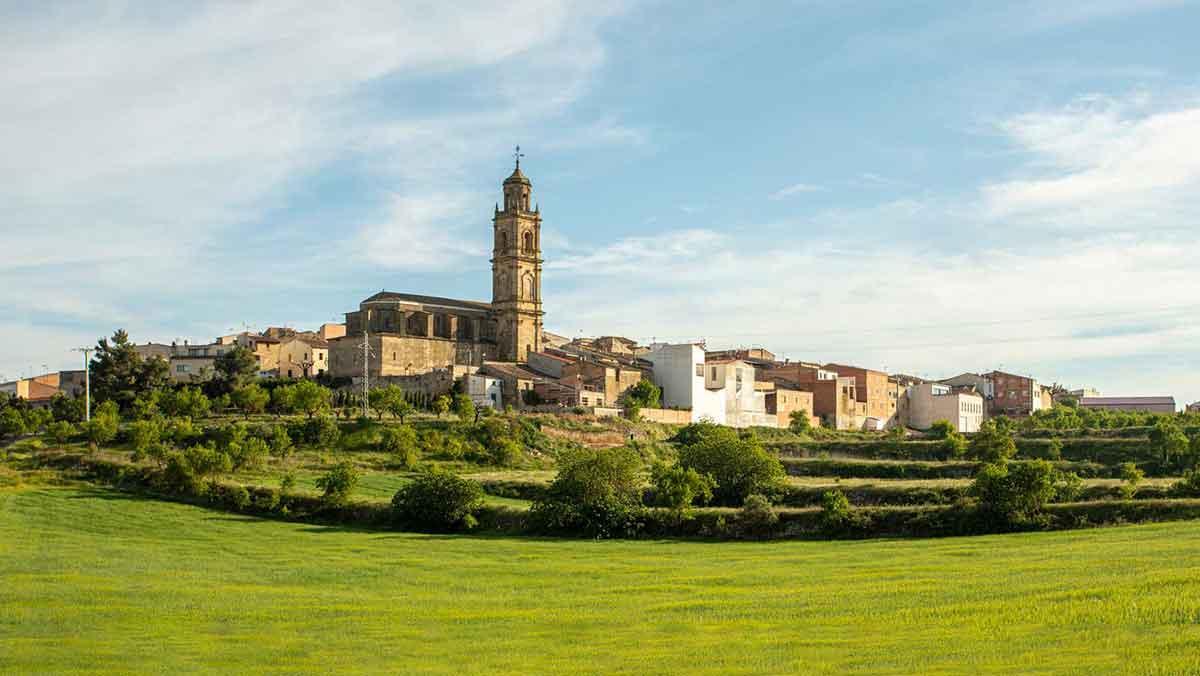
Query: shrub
[
  {"left": 453, "top": 393, "right": 476, "bottom": 423},
  {"left": 928, "top": 419, "right": 955, "bottom": 440},
  {"left": 391, "top": 468, "right": 485, "bottom": 530},
  {"left": 1149, "top": 419, "right": 1189, "bottom": 467},
  {"left": 291, "top": 380, "right": 332, "bottom": 419},
  {"left": 1046, "top": 438, "right": 1063, "bottom": 461},
  {"left": 819, "top": 489, "right": 855, "bottom": 533},
  {"left": 650, "top": 461, "right": 715, "bottom": 515},
  {"left": 43, "top": 420, "right": 75, "bottom": 446},
  {"left": 433, "top": 395, "right": 451, "bottom": 418},
  {"left": 788, "top": 409, "right": 812, "bottom": 435},
  {"left": 314, "top": 461, "right": 358, "bottom": 508},
  {"left": 970, "top": 459, "right": 1057, "bottom": 525},
  {"left": 231, "top": 383, "right": 269, "bottom": 418},
  {"left": 231, "top": 437, "right": 269, "bottom": 471},
  {"left": 296, "top": 416, "right": 341, "bottom": 448},
  {"left": 528, "top": 446, "right": 644, "bottom": 538},
  {"left": 1119, "top": 462, "right": 1144, "bottom": 500},
  {"left": 165, "top": 417, "right": 201, "bottom": 446},
  {"left": 941, "top": 432, "right": 968, "bottom": 458},
  {"left": 84, "top": 401, "right": 120, "bottom": 447},
  {"left": 128, "top": 418, "right": 163, "bottom": 453},
  {"left": 378, "top": 425, "right": 419, "bottom": 468},
  {"left": 968, "top": 419, "right": 1017, "bottom": 464},
  {"left": 485, "top": 438, "right": 523, "bottom": 467},
  {"left": 677, "top": 427, "right": 784, "bottom": 505},
  {"left": 1170, "top": 471, "right": 1200, "bottom": 498},
  {"left": 279, "top": 471, "right": 297, "bottom": 493},
  {"left": 734, "top": 494, "right": 779, "bottom": 539},
  {"left": 267, "top": 424, "right": 293, "bottom": 458},
  {"left": 622, "top": 379, "right": 661, "bottom": 409},
  {"left": 163, "top": 387, "right": 211, "bottom": 419}
]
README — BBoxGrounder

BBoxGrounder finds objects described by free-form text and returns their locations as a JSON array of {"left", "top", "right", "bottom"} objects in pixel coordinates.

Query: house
[
  {"left": 761, "top": 363, "right": 861, "bottom": 430},
  {"left": 136, "top": 340, "right": 238, "bottom": 382},
  {"left": 467, "top": 373, "right": 503, "bottom": 409},
  {"left": 479, "top": 361, "right": 542, "bottom": 409},
  {"left": 824, "top": 363, "right": 897, "bottom": 429},
  {"left": 763, "top": 383, "right": 818, "bottom": 429},
  {"left": 987, "top": 370, "right": 1046, "bottom": 417},
  {"left": 644, "top": 343, "right": 726, "bottom": 424},
  {"left": 275, "top": 335, "right": 329, "bottom": 378},
  {"left": 1079, "top": 396, "right": 1176, "bottom": 414},
  {"left": 0, "top": 372, "right": 63, "bottom": 405},
  {"left": 706, "top": 347, "right": 776, "bottom": 369},
  {"left": 704, "top": 360, "right": 776, "bottom": 428},
  {"left": 1187, "top": 402, "right": 1200, "bottom": 414},
  {"left": 905, "top": 382, "right": 985, "bottom": 433}
]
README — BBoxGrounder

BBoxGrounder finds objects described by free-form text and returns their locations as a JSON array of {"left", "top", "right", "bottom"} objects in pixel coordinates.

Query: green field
[{"left": 4, "top": 487, "right": 1200, "bottom": 674}]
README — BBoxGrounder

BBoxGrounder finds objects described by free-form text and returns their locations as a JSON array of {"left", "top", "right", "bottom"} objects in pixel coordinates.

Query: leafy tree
[
  {"left": 788, "top": 409, "right": 812, "bottom": 435},
  {"left": 735, "top": 494, "right": 779, "bottom": 538},
  {"left": 0, "top": 407, "right": 26, "bottom": 437},
  {"left": 433, "top": 394, "right": 451, "bottom": 418},
  {"left": 970, "top": 459, "right": 1057, "bottom": 525},
  {"left": 314, "top": 461, "right": 359, "bottom": 508},
  {"left": 50, "top": 393, "right": 86, "bottom": 423},
  {"left": 928, "top": 419, "right": 955, "bottom": 439},
  {"left": 819, "top": 489, "right": 854, "bottom": 533},
  {"left": 968, "top": 419, "right": 1017, "bottom": 464},
  {"left": 43, "top": 421, "right": 76, "bottom": 446},
  {"left": 130, "top": 390, "right": 162, "bottom": 420},
  {"left": 485, "top": 438, "right": 523, "bottom": 467},
  {"left": 622, "top": 379, "right": 661, "bottom": 409},
  {"left": 391, "top": 468, "right": 485, "bottom": 530},
  {"left": 231, "top": 383, "right": 269, "bottom": 418},
  {"left": 650, "top": 461, "right": 715, "bottom": 516},
  {"left": 266, "top": 424, "right": 293, "bottom": 458},
  {"left": 677, "top": 427, "right": 784, "bottom": 505},
  {"left": 1119, "top": 462, "right": 1144, "bottom": 500},
  {"left": 290, "top": 380, "right": 331, "bottom": 419},
  {"left": 84, "top": 401, "right": 120, "bottom": 447},
  {"left": 1149, "top": 420, "right": 1189, "bottom": 468},
  {"left": 270, "top": 385, "right": 296, "bottom": 416},
  {"left": 378, "top": 425, "right": 419, "bottom": 468},
  {"left": 528, "top": 446, "right": 644, "bottom": 537},
  {"left": 941, "top": 431, "right": 968, "bottom": 458},
  {"left": 230, "top": 436, "right": 269, "bottom": 471},
  {"left": 453, "top": 393, "right": 476, "bottom": 423},
  {"left": 388, "top": 391, "right": 414, "bottom": 423},
  {"left": 89, "top": 329, "right": 169, "bottom": 412},
  {"left": 213, "top": 345, "right": 259, "bottom": 391},
  {"left": 163, "top": 387, "right": 211, "bottom": 419},
  {"left": 128, "top": 418, "right": 164, "bottom": 454},
  {"left": 367, "top": 387, "right": 390, "bottom": 420}
]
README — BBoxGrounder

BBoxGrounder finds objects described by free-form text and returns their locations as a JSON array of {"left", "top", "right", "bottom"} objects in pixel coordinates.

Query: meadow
[{"left": 4, "top": 486, "right": 1200, "bottom": 675}]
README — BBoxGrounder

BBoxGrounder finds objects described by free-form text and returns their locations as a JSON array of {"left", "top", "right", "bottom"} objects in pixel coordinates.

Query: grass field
[{"left": 4, "top": 487, "right": 1200, "bottom": 674}]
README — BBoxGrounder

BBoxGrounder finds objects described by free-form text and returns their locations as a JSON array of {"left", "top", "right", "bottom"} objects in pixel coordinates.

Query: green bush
[
  {"left": 128, "top": 418, "right": 163, "bottom": 453},
  {"left": 528, "top": 446, "right": 644, "bottom": 538},
  {"left": 1119, "top": 462, "right": 1144, "bottom": 500},
  {"left": 43, "top": 421, "right": 76, "bottom": 446},
  {"left": 266, "top": 424, "right": 293, "bottom": 458},
  {"left": 970, "top": 459, "right": 1057, "bottom": 525},
  {"left": 314, "top": 461, "right": 358, "bottom": 508},
  {"left": 84, "top": 401, "right": 120, "bottom": 447},
  {"left": 733, "top": 494, "right": 779, "bottom": 539},
  {"left": 969, "top": 419, "right": 1017, "bottom": 464},
  {"left": 378, "top": 425, "right": 419, "bottom": 468},
  {"left": 677, "top": 427, "right": 784, "bottom": 505},
  {"left": 391, "top": 468, "right": 485, "bottom": 530},
  {"left": 2, "top": 407, "right": 30, "bottom": 437},
  {"left": 649, "top": 461, "right": 715, "bottom": 515}
]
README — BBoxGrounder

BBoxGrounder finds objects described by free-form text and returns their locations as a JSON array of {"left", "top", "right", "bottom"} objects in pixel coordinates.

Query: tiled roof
[
  {"left": 1080, "top": 396, "right": 1175, "bottom": 406},
  {"left": 362, "top": 291, "right": 492, "bottom": 312}
]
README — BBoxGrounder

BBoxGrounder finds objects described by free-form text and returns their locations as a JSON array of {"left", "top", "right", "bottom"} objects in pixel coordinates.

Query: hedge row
[
  {"left": 776, "top": 482, "right": 1174, "bottom": 508},
  {"left": 778, "top": 457, "right": 1177, "bottom": 480},
  {"left": 1019, "top": 426, "right": 1200, "bottom": 439},
  {"left": 769, "top": 437, "right": 1168, "bottom": 466}
]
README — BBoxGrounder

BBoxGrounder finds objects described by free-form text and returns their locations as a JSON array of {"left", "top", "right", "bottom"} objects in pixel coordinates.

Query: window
[
  {"left": 522, "top": 231, "right": 533, "bottom": 252},
  {"left": 176, "top": 364, "right": 189, "bottom": 373}
]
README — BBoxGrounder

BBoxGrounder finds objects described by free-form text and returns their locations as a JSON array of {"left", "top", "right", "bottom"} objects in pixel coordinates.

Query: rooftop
[
  {"left": 362, "top": 291, "right": 492, "bottom": 313},
  {"left": 1080, "top": 396, "right": 1175, "bottom": 406}
]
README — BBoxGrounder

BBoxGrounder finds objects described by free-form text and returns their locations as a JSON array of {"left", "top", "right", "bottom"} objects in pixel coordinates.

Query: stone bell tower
[{"left": 491, "top": 146, "right": 543, "bottom": 362}]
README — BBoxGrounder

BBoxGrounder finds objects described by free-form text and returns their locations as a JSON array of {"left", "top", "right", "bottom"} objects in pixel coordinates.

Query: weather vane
[{"left": 514, "top": 144, "right": 524, "bottom": 169}]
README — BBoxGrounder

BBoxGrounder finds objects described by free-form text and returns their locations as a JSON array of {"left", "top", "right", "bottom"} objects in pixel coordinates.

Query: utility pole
[
  {"left": 72, "top": 346, "right": 95, "bottom": 422},
  {"left": 362, "top": 326, "right": 370, "bottom": 418}
]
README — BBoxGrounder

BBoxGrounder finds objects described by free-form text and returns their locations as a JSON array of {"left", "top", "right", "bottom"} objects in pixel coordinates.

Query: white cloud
[
  {"left": 983, "top": 94, "right": 1200, "bottom": 219},
  {"left": 769, "top": 182, "right": 825, "bottom": 200},
  {"left": 358, "top": 192, "right": 487, "bottom": 269},
  {"left": 546, "top": 229, "right": 726, "bottom": 275}
]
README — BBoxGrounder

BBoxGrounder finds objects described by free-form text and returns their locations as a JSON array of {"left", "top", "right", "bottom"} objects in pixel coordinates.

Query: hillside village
[{"left": 3, "top": 157, "right": 1192, "bottom": 425}]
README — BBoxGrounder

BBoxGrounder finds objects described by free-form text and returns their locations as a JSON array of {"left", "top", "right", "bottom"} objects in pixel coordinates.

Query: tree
[
  {"left": 44, "top": 421, "right": 75, "bottom": 446},
  {"left": 314, "top": 461, "right": 359, "bottom": 508},
  {"left": 367, "top": 387, "right": 389, "bottom": 420},
  {"left": 128, "top": 418, "right": 164, "bottom": 454},
  {"left": 130, "top": 390, "right": 162, "bottom": 420},
  {"left": 89, "top": 329, "right": 169, "bottom": 412},
  {"left": 387, "top": 391, "right": 414, "bottom": 424},
  {"left": 391, "top": 468, "right": 485, "bottom": 530},
  {"left": 677, "top": 427, "right": 785, "bottom": 505},
  {"left": 50, "top": 393, "right": 86, "bottom": 423},
  {"left": 163, "top": 387, "right": 211, "bottom": 420},
  {"left": 270, "top": 385, "right": 296, "bottom": 417},
  {"left": 1119, "top": 462, "right": 1144, "bottom": 500},
  {"left": 968, "top": 419, "right": 1017, "bottom": 464},
  {"left": 928, "top": 419, "right": 955, "bottom": 440},
  {"left": 267, "top": 424, "right": 294, "bottom": 458},
  {"left": 528, "top": 446, "right": 645, "bottom": 537},
  {"left": 378, "top": 425, "right": 419, "bottom": 468},
  {"left": 970, "top": 459, "right": 1057, "bottom": 525},
  {"left": 622, "top": 379, "right": 661, "bottom": 409},
  {"left": 432, "top": 394, "right": 451, "bottom": 418},
  {"left": 231, "top": 383, "right": 269, "bottom": 418},
  {"left": 1149, "top": 420, "right": 1189, "bottom": 468},
  {"left": 819, "top": 489, "right": 853, "bottom": 533},
  {"left": 84, "top": 401, "right": 120, "bottom": 447},
  {"left": 0, "top": 407, "right": 26, "bottom": 438},
  {"left": 291, "top": 380, "right": 331, "bottom": 419},
  {"left": 650, "top": 461, "right": 715, "bottom": 516},
  {"left": 788, "top": 409, "right": 812, "bottom": 435},
  {"left": 213, "top": 346, "right": 259, "bottom": 391},
  {"left": 452, "top": 393, "right": 475, "bottom": 423}
]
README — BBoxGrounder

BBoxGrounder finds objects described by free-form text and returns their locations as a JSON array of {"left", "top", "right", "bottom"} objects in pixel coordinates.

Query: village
[{"left": 4, "top": 156, "right": 1191, "bottom": 427}]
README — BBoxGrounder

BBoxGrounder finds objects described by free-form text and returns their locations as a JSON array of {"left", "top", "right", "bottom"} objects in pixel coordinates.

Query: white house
[
  {"left": 906, "top": 382, "right": 984, "bottom": 433},
  {"left": 644, "top": 343, "right": 726, "bottom": 424},
  {"left": 704, "top": 360, "right": 776, "bottom": 428},
  {"left": 467, "top": 373, "right": 503, "bottom": 409}
]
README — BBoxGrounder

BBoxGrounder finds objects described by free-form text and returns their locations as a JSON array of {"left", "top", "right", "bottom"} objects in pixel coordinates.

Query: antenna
[{"left": 71, "top": 346, "right": 95, "bottom": 422}]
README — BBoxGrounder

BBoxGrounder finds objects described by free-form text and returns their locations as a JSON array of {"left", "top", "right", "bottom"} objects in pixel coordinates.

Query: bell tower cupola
[{"left": 491, "top": 146, "right": 543, "bottom": 362}]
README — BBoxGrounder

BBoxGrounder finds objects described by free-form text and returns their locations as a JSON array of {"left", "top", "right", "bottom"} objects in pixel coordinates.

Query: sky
[{"left": 2, "top": 1, "right": 1199, "bottom": 406}]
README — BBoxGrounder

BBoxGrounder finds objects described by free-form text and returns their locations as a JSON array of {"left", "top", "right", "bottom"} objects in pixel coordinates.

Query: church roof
[
  {"left": 504, "top": 165, "right": 531, "bottom": 185},
  {"left": 362, "top": 291, "right": 492, "bottom": 313}
]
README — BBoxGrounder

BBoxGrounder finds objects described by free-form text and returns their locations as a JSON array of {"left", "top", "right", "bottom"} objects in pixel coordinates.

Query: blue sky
[{"left": 2, "top": 1, "right": 1199, "bottom": 406}]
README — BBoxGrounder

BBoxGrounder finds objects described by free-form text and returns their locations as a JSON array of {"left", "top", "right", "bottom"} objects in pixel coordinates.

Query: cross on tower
[{"left": 513, "top": 145, "right": 524, "bottom": 169}]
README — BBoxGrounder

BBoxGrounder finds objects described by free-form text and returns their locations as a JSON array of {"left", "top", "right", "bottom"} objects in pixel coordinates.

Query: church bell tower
[{"left": 492, "top": 146, "right": 543, "bottom": 362}]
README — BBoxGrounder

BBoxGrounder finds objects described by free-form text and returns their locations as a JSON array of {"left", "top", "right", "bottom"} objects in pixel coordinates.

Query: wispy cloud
[{"left": 769, "top": 182, "right": 826, "bottom": 200}]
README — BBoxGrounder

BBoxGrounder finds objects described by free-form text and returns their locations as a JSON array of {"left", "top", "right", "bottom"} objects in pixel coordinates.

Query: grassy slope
[{"left": 4, "top": 488, "right": 1200, "bottom": 675}]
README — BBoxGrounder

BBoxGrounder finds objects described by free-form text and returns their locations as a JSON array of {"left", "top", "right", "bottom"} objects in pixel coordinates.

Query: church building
[{"left": 328, "top": 153, "right": 545, "bottom": 379}]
